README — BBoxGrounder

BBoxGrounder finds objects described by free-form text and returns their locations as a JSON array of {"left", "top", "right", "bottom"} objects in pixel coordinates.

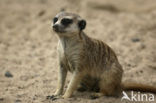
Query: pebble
[
  {"left": 131, "top": 38, "right": 140, "bottom": 42},
  {"left": 5, "top": 71, "right": 13, "bottom": 78}
]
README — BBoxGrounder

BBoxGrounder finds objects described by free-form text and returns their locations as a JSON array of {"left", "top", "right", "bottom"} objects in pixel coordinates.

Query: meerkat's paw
[{"left": 46, "top": 95, "right": 62, "bottom": 101}]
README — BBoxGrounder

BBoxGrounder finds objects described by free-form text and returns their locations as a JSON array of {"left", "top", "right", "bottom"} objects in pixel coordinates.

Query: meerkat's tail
[
  {"left": 122, "top": 82, "right": 156, "bottom": 94},
  {"left": 90, "top": 82, "right": 156, "bottom": 99}
]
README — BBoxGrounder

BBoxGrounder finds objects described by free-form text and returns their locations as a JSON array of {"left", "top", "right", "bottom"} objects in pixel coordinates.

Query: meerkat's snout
[
  {"left": 53, "top": 24, "right": 59, "bottom": 32},
  {"left": 52, "top": 17, "right": 64, "bottom": 33},
  {"left": 52, "top": 15, "right": 74, "bottom": 33}
]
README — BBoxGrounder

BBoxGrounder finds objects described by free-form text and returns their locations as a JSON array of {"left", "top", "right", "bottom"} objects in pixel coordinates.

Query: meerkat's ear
[{"left": 78, "top": 20, "right": 86, "bottom": 31}]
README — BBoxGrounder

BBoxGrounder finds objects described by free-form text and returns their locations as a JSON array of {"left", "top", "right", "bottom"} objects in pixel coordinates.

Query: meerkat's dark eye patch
[
  {"left": 53, "top": 17, "right": 58, "bottom": 24},
  {"left": 61, "top": 18, "right": 73, "bottom": 26}
]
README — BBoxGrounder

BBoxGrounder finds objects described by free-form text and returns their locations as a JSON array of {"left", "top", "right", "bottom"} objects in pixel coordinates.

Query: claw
[
  {"left": 51, "top": 97, "right": 58, "bottom": 101},
  {"left": 46, "top": 95, "right": 54, "bottom": 99},
  {"left": 46, "top": 95, "right": 57, "bottom": 100},
  {"left": 46, "top": 95, "right": 61, "bottom": 101}
]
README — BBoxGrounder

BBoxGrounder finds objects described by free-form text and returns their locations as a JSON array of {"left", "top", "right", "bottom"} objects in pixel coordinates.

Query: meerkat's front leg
[
  {"left": 54, "top": 64, "right": 67, "bottom": 96},
  {"left": 63, "top": 70, "right": 83, "bottom": 98},
  {"left": 47, "top": 64, "right": 67, "bottom": 100}
]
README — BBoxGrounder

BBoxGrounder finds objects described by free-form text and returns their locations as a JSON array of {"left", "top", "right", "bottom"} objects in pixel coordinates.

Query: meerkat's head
[{"left": 52, "top": 12, "right": 86, "bottom": 37}]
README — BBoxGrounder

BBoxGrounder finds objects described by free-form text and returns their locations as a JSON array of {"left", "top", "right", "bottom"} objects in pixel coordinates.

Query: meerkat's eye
[
  {"left": 61, "top": 18, "right": 73, "bottom": 26},
  {"left": 53, "top": 17, "right": 58, "bottom": 24}
]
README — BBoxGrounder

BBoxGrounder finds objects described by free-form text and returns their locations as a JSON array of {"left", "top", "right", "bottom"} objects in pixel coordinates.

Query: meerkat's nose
[{"left": 53, "top": 24, "right": 59, "bottom": 31}]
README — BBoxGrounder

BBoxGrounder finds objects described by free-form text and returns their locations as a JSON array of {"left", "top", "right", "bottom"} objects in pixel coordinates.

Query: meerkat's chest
[{"left": 57, "top": 41, "right": 82, "bottom": 72}]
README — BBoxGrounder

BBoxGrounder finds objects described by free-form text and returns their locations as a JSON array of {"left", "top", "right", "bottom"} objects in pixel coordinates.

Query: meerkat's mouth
[
  {"left": 53, "top": 25, "right": 66, "bottom": 33},
  {"left": 53, "top": 29, "right": 66, "bottom": 33}
]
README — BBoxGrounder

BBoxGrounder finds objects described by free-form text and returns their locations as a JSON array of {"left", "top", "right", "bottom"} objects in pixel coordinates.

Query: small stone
[
  {"left": 5, "top": 71, "right": 13, "bottom": 78},
  {"left": 131, "top": 38, "right": 140, "bottom": 42}
]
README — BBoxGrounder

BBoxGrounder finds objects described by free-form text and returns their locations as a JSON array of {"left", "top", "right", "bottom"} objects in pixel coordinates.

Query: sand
[{"left": 0, "top": 0, "right": 156, "bottom": 103}]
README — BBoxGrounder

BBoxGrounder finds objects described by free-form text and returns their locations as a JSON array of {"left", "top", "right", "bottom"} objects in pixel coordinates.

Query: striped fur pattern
[{"left": 52, "top": 12, "right": 123, "bottom": 99}]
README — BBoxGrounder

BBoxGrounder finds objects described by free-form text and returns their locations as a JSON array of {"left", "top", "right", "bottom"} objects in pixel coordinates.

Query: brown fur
[
  {"left": 51, "top": 12, "right": 156, "bottom": 99},
  {"left": 122, "top": 82, "right": 156, "bottom": 93}
]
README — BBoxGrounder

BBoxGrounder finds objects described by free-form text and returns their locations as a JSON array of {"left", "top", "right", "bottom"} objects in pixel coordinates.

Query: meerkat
[{"left": 47, "top": 12, "right": 156, "bottom": 100}]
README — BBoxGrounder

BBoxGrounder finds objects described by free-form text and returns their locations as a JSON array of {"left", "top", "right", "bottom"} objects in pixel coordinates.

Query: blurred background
[{"left": 0, "top": 0, "right": 156, "bottom": 103}]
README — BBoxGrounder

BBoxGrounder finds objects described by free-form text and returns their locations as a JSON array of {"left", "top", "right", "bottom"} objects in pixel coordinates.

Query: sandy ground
[{"left": 0, "top": 0, "right": 156, "bottom": 103}]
